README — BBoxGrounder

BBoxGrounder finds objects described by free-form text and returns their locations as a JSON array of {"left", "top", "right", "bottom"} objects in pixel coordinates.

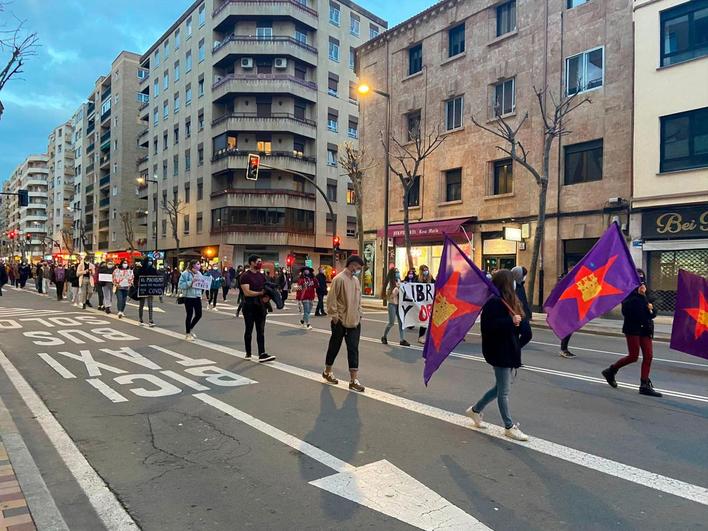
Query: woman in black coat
[
  {"left": 602, "top": 269, "right": 661, "bottom": 397},
  {"left": 466, "top": 269, "right": 532, "bottom": 441}
]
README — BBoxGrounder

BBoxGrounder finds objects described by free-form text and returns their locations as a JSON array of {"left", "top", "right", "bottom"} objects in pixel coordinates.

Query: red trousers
[{"left": 613, "top": 335, "right": 653, "bottom": 380}]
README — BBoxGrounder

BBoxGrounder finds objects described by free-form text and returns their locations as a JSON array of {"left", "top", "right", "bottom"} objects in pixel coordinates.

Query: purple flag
[
  {"left": 670, "top": 269, "right": 708, "bottom": 360},
  {"left": 423, "top": 237, "right": 498, "bottom": 385},
  {"left": 544, "top": 223, "right": 640, "bottom": 339}
]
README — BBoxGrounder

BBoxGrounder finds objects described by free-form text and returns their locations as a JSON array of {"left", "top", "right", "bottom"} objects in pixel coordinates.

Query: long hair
[
  {"left": 418, "top": 264, "right": 434, "bottom": 284},
  {"left": 383, "top": 268, "right": 397, "bottom": 298},
  {"left": 492, "top": 269, "right": 524, "bottom": 317}
]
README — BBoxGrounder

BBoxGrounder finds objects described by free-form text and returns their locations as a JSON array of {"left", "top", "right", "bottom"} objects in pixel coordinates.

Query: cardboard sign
[
  {"left": 398, "top": 283, "right": 435, "bottom": 329},
  {"left": 137, "top": 275, "right": 165, "bottom": 297},
  {"left": 190, "top": 274, "right": 212, "bottom": 291},
  {"left": 98, "top": 273, "right": 113, "bottom": 283}
]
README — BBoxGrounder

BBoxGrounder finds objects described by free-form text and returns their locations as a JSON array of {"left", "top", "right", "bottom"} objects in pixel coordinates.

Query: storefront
[
  {"left": 640, "top": 203, "right": 708, "bottom": 313},
  {"left": 481, "top": 232, "right": 517, "bottom": 273}
]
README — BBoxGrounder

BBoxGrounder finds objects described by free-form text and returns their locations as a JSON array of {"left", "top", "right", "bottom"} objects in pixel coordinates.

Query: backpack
[{"left": 54, "top": 268, "right": 65, "bottom": 282}]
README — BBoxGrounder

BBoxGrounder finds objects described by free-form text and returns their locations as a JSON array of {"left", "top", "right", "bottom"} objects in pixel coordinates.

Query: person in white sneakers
[
  {"left": 112, "top": 259, "right": 133, "bottom": 318},
  {"left": 466, "top": 269, "right": 532, "bottom": 441}
]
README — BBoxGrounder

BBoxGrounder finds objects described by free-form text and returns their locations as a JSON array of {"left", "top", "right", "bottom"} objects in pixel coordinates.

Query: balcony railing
[
  {"left": 137, "top": 93, "right": 149, "bottom": 104},
  {"left": 213, "top": 35, "right": 318, "bottom": 55},
  {"left": 137, "top": 155, "right": 149, "bottom": 165},
  {"left": 87, "top": 143, "right": 95, "bottom": 154},
  {"left": 99, "top": 198, "right": 110, "bottom": 207},
  {"left": 212, "top": 148, "right": 316, "bottom": 164},
  {"left": 87, "top": 122, "right": 95, "bottom": 134},
  {"left": 213, "top": 0, "right": 318, "bottom": 18},
  {"left": 99, "top": 154, "right": 110, "bottom": 167},
  {"left": 99, "top": 175, "right": 110, "bottom": 188},
  {"left": 211, "top": 188, "right": 315, "bottom": 200},
  {"left": 100, "top": 131, "right": 111, "bottom": 143},
  {"left": 101, "top": 87, "right": 111, "bottom": 101},
  {"left": 100, "top": 108, "right": 111, "bottom": 122},
  {"left": 213, "top": 73, "right": 317, "bottom": 92},
  {"left": 85, "top": 184, "right": 94, "bottom": 194},
  {"left": 212, "top": 112, "right": 316, "bottom": 128},
  {"left": 99, "top": 220, "right": 110, "bottom": 229}
]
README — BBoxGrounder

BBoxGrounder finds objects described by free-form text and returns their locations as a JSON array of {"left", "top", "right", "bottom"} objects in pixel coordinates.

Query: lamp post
[
  {"left": 67, "top": 205, "right": 84, "bottom": 254},
  {"left": 357, "top": 83, "right": 391, "bottom": 298},
  {"left": 136, "top": 176, "right": 159, "bottom": 254}
]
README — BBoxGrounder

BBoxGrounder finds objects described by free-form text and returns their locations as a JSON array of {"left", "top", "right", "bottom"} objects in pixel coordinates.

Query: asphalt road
[{"left": 0, "top": 285, "right": 706, "bottom": 530}]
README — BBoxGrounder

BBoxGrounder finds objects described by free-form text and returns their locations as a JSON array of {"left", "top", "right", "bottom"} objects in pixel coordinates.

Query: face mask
[
  {"left": 304, "top": 271, "right": 310, "bottom": 276},
  {"left": 148, "top": 261, "right": 153, "bottom": 267},
  {"left": 107, "top": 263, "right": 114, "bottom": 267},
  {"left": 213, "top": 266, "right": 218, "bottom": 270},
  {"left": 122, "top": 263, "right": 128, "bottom": 269},
  {"left": 513, "top": 280, "right": 517, "bottom": 290},
  {"left": 395, "top": 272, "right": 400, "bottom": 280},
  {"left": 353, "top": 269, "right": 362, "bottom": 277},
  {"left": 423, "top": 270, "right": 429, "bottom": 277}
]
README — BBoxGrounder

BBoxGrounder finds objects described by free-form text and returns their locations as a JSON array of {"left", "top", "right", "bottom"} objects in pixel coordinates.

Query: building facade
[
  {"left": 46, "top": 121, "right": 75, "bottom": 255},
  {"left": 630, "top": 0, "right": 708, "bottom": 313},
  {"left": 70, "top": 103, "right": 87, "bottom": 253},
  {"left": 357, "top": 0, "right": 633, "bottom": 302},
  {"left": 137, "top": 0, "right": 386, "bottom": 269}
]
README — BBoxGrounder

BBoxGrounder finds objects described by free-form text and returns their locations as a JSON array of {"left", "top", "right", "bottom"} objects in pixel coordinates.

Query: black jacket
[
  {"left": 98, "top": 265, "right": 114, "bottom": 286},
  {"left": 315, "top": 273, "right": 328, "bottom": 295},
  {"left": 480, "top": 297, "right": 532, "bottom": 369},
  {"left": 0, "top": 266, "right": 7, "bottom": 286},
  {"left": 622, "top": 291, "right": 656, "bottom": 337},
  {"left": 515, "top": 282, "right": 532, "bottom": 320},
  {"left": 67, "top": 267, "right": 79, "bottom": 287}
]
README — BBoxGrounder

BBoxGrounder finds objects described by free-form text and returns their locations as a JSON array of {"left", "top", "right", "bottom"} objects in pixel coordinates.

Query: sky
[{"left": 0, "top": 0, "right": 432, "bottom": 184}]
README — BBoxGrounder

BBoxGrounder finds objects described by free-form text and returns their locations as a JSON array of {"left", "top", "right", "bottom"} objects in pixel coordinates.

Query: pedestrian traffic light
[
  {"left": 17, "top": 189, "right": 29, "bottom": 207},
  {"left": 7, "top": 231, "right": 15, "bottom": 240},
  {"left": 333, "top": 235, "right": 341, "bottom": 251},
  {"left": 25, "top": 233, "right": 32, "bottom": 242},
  {"left": 246, "top": 153, "right": 260, "bottom": 181},
  {"left": 286, "top": 254, "right": 295, "bottom": 267}
]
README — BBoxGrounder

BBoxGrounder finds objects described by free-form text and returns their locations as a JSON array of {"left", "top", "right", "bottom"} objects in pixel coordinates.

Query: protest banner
[
  {"left": 398, "top": 282, "right": 435, "bottom": 329},
  {"left": 98, "top": 273, "right": 113, "bottom": 283},
  {"left": 190, "top": 274, "right": 212, "bottom": 291},
  {"left": 137, "top": 275, "right": 165, "bottom": 297}
]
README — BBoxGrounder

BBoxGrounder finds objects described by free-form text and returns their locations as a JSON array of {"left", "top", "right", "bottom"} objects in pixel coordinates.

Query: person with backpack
[
  {"left": 206, "top": 264, "right": 223, "bottom": 311},
  {"left": 466, "top": 269, "right": 533, "bottom": 442},
  {"left": 51, "top": 263, "right": 66, "bottom": 301},
  {"left": 112, "top": 259, "right": 133, "bottom": 318},
  {"left": 295, "top": 266, "right": 318, "bottom": 330},
  {"left": 602, "top": 269, "right": 662, "bottom": 397}
]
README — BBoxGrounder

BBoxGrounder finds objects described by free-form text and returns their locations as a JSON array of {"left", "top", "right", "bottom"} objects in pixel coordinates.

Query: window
[
  {"left": 370, "top": 24, "right": 379, "bottom": 39},
  {"left": 328, "top": 73, "right": 339, "bottom": 96},
  {"left": 660, "top": 107, "right": 708, "bottom": 172},
  {"left": 185, "top": 149, "right": 191, "bottom": 172},
  {"left": 564, "top": 139, "right": 603, "bottom": 184},
  {"left": 494, "top": 78, "right": 515, "bottom": 116},
  {"left": 198, "top": 39, "right": 205, "bottom": 62},
  {"left": 327, "top": 148, "right": 338, "bottom": 166},
  {"left": 329, "top": 2, "right": 340, "bottom": 26},
  {"left": 256, "top": 23, "right": 273, "bottom": 40},
  {"left": 196, "top": 212, "right": 203, "bottom": 233},
  {"left": 198, "top": 143, "right": 204, "bottom": 166},
  {"left": 186, "top": 51, "right": 192, "bottom": 72},
  {"left": 408, "top": 44, "right": 423, "bottom": 75},
  {"left": 197, "top": 181, "right": 204, "bottom": 200},
  {"left": 295, "top": 28, "right": 307, "bottom": 45},
  {"left": 445, "top": 96, "right": 463, "bottom": 130},
  {"left": 327, "top": 180, "right": 338, "bottom": 202},
  {"left": 198, "top": 76, "right": 204, "bottom": 97},
  {"left": 198, "top": 109, "right": 204, "bottom": 130},
  {"left": 496, "top": 1, "right": 517, "bottom": 37},
  {"left": 175, "top": 29, "right": 180, "bottom": 49},
  {"left": 173, "top": 154, "right": 179, "bottom": 176},
  {"left": 184, "top": 183, "right": 191, "bottom": 204},
  {"left": 346, "top": 216, "right": 356, "bottom": 237},
  {"left": 185, "top": 117, "right": 192, "bottom": 138},
  {"left": 153, "top": 136, "right": 158, "bottom": 155},
  {"left": 661, "top": 1, "right": 708, "bottom": 67},
  {"left": 163, "top": 100, "right": 169, "bottom": 119},
  {"left": 153, "top": 108, "right": 159, "bottom": 126},
  {"left": 186, "top": 17, "right": 192, "bottom": 38},
  {"left": 406, "top": 110, "right": 421, "bottom": 141},
  {"left": 492, "top": 159, "right": 513, "bottom": 194},
  {"left": 407, "top": 176, "right": 420, "bottom": 207},
  {"left": 183, "top": 214, "right": 190, "bottom": 234},
  {"left": 162, "top": 219, "right": 167, "bottom": 237},
  {"left": 174, "top": 61, "right": 180, "bottom": 81},
  {"left": 257, "top": 135, "right": 272, "bottom": 154},
  {"left": 174, "top": 125, "right": 179, "bottom": 145},
  {"left": 198, "top": 4, "right": 205, "bottom": 26},
  {"left": 163, "top": 71, "right": 169, "bottom": 90},
  {"left": 163, "top": 131, "right": 169, "bottom": 150},
  {"left": 566, "top": 47, "right": 604, "bottom": 95},
  {"left": 293, "top": 138, "right": 305, "bottom": 157},
  {"left": 444, "top": 168, "right": 462, "bottom": 202},
  {"left": 348, "top": 117, "right": 358, "bottom": 138},
  {"left": 154, "top": 50, "right": 160, "bottom": 66},
  {"left": 164, "top": 39, "right": 169, "bottom": 59},
  {"left": 162, "top": 160, "right": 168, "bottom": 179},
  {"left": 326, "top": 213, "right": 337, "bottom": 235},
  {"left": 153, "top": 79, "right": 159, "bottom": 97},
  {"left": 329, "top": 37, "right": 340, "bottom": 61},
  {"left": 347, "top": 184, "right": 356, "bottom": 204},
  {"left": 186, "top": 84, "right": 192, "bottom": 105},
  {"left": 567, "top": 0, "right": 588, "bottom": 7},
  {"left": 448, "top": 24, "right": 465, "bottom": 57},
  {"left": 349, "top": 47, "right": 356, "bottom": 70},
  {"left": 351, "top": 14, "right": 360, "bottom": 36},
  {"left": 174, "top": 93, "right": 180, "bottom": 113}
]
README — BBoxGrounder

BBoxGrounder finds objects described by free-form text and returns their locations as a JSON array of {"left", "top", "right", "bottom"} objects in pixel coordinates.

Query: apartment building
[
  {"left": 46, "top": 121, "right": 75, "bottom": 254},
  {"left": 630, "top": 0, "right": 708, "bottom": 313},
  {"left": 70, "top": 103, "right": 87, "bottom": 253},
  {"left": 81, "top": 51, "right": 148, "bottom": 254},
  {"left": 137, "top": 0, "right": 386, "bottom": 268},
  {"left": 3, "top": 154, "right": 49, "bottom": 259},
  {"left": 357, "top": 0, "right": 633, "bottom": 303}
]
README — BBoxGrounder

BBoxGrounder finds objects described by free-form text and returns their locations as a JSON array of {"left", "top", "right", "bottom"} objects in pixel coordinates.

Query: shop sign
[
  {"left": 642, "top": 204, "right": 708, "bottom": 240},
  {"left": 503, "top": 227, "right": 522, "bottom": 242}
]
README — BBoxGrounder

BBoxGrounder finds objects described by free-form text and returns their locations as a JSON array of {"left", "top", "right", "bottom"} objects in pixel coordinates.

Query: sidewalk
[
  {"left": 0, "top": 438, "right": 36, "bottom": 531},
  {"left": 361, "top": 299, "right": 673, "bottom": 342}
]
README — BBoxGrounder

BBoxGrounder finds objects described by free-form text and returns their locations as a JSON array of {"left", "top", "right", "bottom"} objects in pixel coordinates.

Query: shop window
[{"left": 648, "top": 249, "right": 708, "bottom": 313}]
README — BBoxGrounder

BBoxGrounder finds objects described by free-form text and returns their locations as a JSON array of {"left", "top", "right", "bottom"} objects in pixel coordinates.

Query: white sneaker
[
  {"left": 417, "top": 336, "right": 426, "bottom": 345},
  {"left": 504, "top": 425, "right": 529, "bottom": 442},
  {"left": 185, "top": 334, "right": 194, "bottom": 341},
  {"left": 206, "top": 306, "right": 211, "bottom": 311},
  {"left": 306, "top": 324, "right": 312, "bottom": 330},
  {"left": 465, "top": 407, "right": 487, "bottom": 429},
  {"left": 213, "top": 307, "right": 218, "bottom": 312},
  {"left": 118, "top": 312, "right": 124, "bottom": 318},
  {"left": 190, "top": 332, "right": 197, "bottom": 340}
]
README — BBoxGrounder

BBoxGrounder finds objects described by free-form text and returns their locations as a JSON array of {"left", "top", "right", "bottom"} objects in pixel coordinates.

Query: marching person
[
  {"left": 322, "top": 255, "right": 365, "bottom": 392},
  {"left": 50, "top": 262, "right": 66, "bottom": 301},
  {"left": 239, "top": 255, "right": 276, "bottom": 362},
  {"left": 602, "top": 269, "right": 662, "bottom": 397},
  {"left": 315, "top": 266, "right": 328, "bottom": 316},
  {"left": 112, "top": 259, "right": 133, "bottom": 318},
  {"left": 466, "top": 269, "right": 533, "bottom": 441},
  {"left": 0, "top": 262, "right": 7, "bottom": 296},
  {"left": 555, "top": 272, "right": 577, "bottom": 359},
  {"left": 295, "top": 266, "right": 318, "bottom": 330},
  {"left": 77, "top": 257, "right": 95, "bottom": 309},
  {"left": 511, "top": 266, "right": 532, "bottom": 321},
  {"left": 8, "top": 262, "right": 17, "bottom": 288},
  {"left": 206, "top": 263, "right": 222, "bottom": 311},
  {"left": 94, "top": 262, "right": 105, "bottom": 310},
  {"left": 134, "top": 257, "right": 157, "bottom": 327},
  {"left": 170, "top": 266, "right": 181, "bottom": 296},
  {"left": 35, "top": 262, "right": 44, "bottom": 294},
  {"left": 18, "top": 261, "right": 30, "bottom": 288},
  {"left": 417, "top": 264, "right": 434, "bottom": 344},
  {"left": 221, "top": 265, "right": 232, "bottom": 302},
  {"left": 381, "top": 268, "right": 409, "bottom": 346},
  {"left": 67, "top": 263, "right": 80, "bottom": 306},
  {"left": 178, "top": 260, "right": 204, "bottom": 340},
  {"left": 276, "top": 267, "right": 290, "bottom": 303},
  {"left": 235, "top": 265, "right": 245, "bottom": 318},
  {"left": 99, "top": 260, "right": 115, "bottom": 314}
]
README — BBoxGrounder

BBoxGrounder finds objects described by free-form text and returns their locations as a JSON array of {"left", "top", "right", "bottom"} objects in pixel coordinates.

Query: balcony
[
  {"left": 138, "top": 128, "right": 149, "bottom": 148},
  {"left": 138, "top": 69, "right": 150, "bottom": 83},
  {"left": 86, "top": 162, "right": 95, "bottom": 175},
  {"left": 213, "top": 74, "right": 316, "bottom": 103},
  {"left": 87, "top": 102, "right": 95, "bottom": 115},
  {"left": 87, "top": 122, "right": 95, "bottom": 135},
  {"left": 98, "top": 241, "right": 109, "bottom": 250},
  {"left": 99, "top": 219, "right": 110, "bottom": 229},
  {"left": 100, "top": 108, "right": 111, "bottom": 124},
  {"left": 210, "top": 188, "right": 316, "bottom": 211},
  {"left": 87, "top": 143, "right": 95, "bottom": 154},
  {"left": 211, "top": 149, "right": 316, "bottom": 176},
  {"left": 99, "top": 198, "right": 110, "bottom": 208},
  {"left": 213, "top": 0, "right": 318, "bottom": 31},
  {"left": 85, "top": 183, "right": 94, "bottom": 194},
  {"left": 101, "top": 86, "right": 111, "bottom": 101},
  {"left": 99, "top": 154, "right": 110, "bottom": 169},
  {"left": 213, "top": 36, "right": 317, "bottom": 67},
  {"left": 212, "top": 112, "right": 316, "bottom": 139},
  {"left": 99, "top": 175, "right": 110, "bottom": 188},
  {"left": 137, "top": 154, "right": 149, "bottom": 166}
]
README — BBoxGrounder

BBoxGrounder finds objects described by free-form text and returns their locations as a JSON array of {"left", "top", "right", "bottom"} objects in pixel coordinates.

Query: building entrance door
[{"left": 483, "top": 255, "right": 515, "bottom": 273}]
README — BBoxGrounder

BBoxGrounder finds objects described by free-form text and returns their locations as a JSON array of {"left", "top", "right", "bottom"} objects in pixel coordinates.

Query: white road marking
[
  {"left": 0, "top": 349, "right": 138, "bottom": 529},
  {"left": 86, "top": 378, "right": 130, "bottom": 403},
  {"left": 37, "top": 353, "right": 77, "bottom": 379},
  {"left": 196, "top": 393, "right": 489, "bottom": 530}
]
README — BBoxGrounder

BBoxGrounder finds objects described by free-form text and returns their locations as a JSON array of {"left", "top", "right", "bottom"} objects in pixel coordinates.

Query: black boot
[
  {"left": 601, "top": 366, "right": 618, "bottom": 388},
  {"left": 639, "top": 379, "right": 662, "bottom": 397}
]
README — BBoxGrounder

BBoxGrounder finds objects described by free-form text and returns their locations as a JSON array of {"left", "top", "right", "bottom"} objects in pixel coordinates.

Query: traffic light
[
  {"left": 17, "top": 189, "right": 29, "bottom": 207},
  {"left": 286, "top": 254, "right": 295, "bottom": 267},
  {"left": 25, "top": 233, "right": 32, "bottom": 242},
  {"left": 7, "top": 231, "right": 15, "bottom": 240},
  {"left": 246, "top": 153, "right": 260, "bottom": 181},
  {"left": 333, "top": 235, "right": 341, "bottom": 251}
]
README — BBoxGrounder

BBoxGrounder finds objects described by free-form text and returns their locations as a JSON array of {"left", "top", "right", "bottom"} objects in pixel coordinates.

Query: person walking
[
  {"left": 276, "top": 267, "right": 290, "bottom": 303},
  {"left": 466, "top": 269, "right": 533, "bottom": 441},
  {"left": 170, "top": 267, "right": 181, "bottom": 296},
  {"left": 221, "top": 266, "right": 232, "bottom": 302},
  {"left": 77, "top": 258, "right": 95, "bottom": 309},
  {"left": 35, "top": 262, "right": 44, "bottom": 294},
  {"left": 94, "top": 262, "right": 105, "bottom": 310},
  {"left": 178, "top": 260, "right": 206, "bottom": 341},
  {"left": 206, "top": 264, "right": 222, "bottom": 311},
  {"left": 19, "top": 262, "right": 30, "bottom": 288},
  {"left": 67, "top": 264, "right": 80, "bottom": 306},
  {"left": 602, "top": 270, "right": 662, "bottom": 397},
  {"left": 43, "top": 261, "right": 51, "bottom": 296},
  {"left": 295, "top": 266, "right": 318, "bottom": 330},
  {"left": 112, "top": 259, "right": 133, "bottom": 318},
  {"left": 511, "top": 266, "right": 532, "bottom": 320},
  {"left": 134, "top": 257, "right": 158, "bottom": 327},
  {"left": 322, "top": 255, "right": 366, "bottom": 392},
  {"left": 235, "top": 265, "right": 246, "bottom": 318},
  {"left": 381, "top": 269, "right": 409, "bottom": 346},
  {"left": 315, "top": 267, "right": 328, "bottom": 316},
  {"left": 0, "top": 262, "right": 7, "bottom": 296},
  {"left": 51, "top": 263, "right": 66, "bottom": 301},
  {"left": 99, "top": 260, "right": 115, "bottom": 314},
  {"left": 417, "top": 264, "right": 434, "bottom": 344},
  {"left": 239, "top": 255, "right": 276, "bottom": 362}
]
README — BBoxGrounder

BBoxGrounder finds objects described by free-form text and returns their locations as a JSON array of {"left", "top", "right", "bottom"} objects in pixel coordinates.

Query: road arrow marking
[{"left": 194, "top": 393, "right": 489, "bottom": 530}]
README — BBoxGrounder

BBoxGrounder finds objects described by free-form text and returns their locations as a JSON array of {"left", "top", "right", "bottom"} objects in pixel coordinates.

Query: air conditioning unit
[
  {"left": 241, "top": 57, "right": 254, "bottom": 69},
  {"left": 274, "top": 57, "right": 288, "bottom": 69}
]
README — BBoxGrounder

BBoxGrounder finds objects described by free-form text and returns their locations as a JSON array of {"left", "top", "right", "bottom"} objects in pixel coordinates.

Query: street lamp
[
  {"left": 67, "top": 204, "right": 84, "bottom": 253},
  {"left": 357, "top": 81, "right": 391, "bottom": 298},
  {"left": 136, "top": 175, "right": 159, "bottom": 254}
]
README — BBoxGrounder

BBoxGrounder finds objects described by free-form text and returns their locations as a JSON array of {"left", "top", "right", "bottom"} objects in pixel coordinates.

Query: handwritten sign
[
  {"left": 398, "top": 282, "right": 435, "bottom": 329},
  {"left": 98, "top": 273, "right": 113, "bottom": 283},
  {"left": 137, "top": 275, "right": 165, "bottom": 297},
  {"left": 190, "top": 274, "right": 212, "bottom": 291}
]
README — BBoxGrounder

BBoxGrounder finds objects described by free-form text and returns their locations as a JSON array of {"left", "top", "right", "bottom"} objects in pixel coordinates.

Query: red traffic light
[
  {"left": 26, "top": 233, "right": 32, "bottom": 241},
  {"left": 286, "top": 254, "right": 295, "bottom": 267},
  {"left": 246, "top": 153, "right": 260, "bottom": 181},
  {"left": 333, "top": 235, "right": 341, "bottom": 250},
  {"left": 8, "top": 231, "right": 15, "bottom": 240}
]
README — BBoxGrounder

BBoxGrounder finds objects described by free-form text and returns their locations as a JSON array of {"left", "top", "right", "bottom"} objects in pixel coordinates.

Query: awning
[{"left": 377, "top": 217, "right": 475, "bottom": 242}]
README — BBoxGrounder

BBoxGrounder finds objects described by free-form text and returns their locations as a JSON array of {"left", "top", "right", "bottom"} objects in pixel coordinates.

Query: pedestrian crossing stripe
[{"left": 0, "top": 308, "right": 63, "bottom": 317}]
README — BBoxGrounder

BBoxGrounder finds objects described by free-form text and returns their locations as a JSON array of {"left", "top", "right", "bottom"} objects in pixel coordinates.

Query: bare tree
[
  {"left": 161, "top": 198, "right": 185, "bottom": 265},
  {"left": 383, "top": 125, "right": 446, "bottom": 271},
  {"left": 338, "top": 142, "right": 375, "bottom": 256},
  {"left": 119, "top": 211, "right": 136, "bottom": 252},
  {"left": 471, "top": 87, "right": 590, "bottom": 308},
  {"left": 0, "top": 2, "right": 39, "bottom": 119},
  {"left": 60, "top": 228, "right": 75, "bottom": 255}
]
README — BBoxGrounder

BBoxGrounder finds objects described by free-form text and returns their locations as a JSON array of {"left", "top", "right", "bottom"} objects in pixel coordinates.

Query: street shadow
[
  {"left": 381, "top": 344, "right": 422, "bottom": 365},
  {"left": 300, "top": 386, "right": 362, "bottom": 523}
]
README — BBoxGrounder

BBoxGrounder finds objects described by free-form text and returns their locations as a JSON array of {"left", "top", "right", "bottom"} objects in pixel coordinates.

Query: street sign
[
  {"left": 149, "top": 251, "right": 164, "bottom": 260},
  {"left": 137, "top": 275, "right": 165, "bottom": 297},
  {"left": 305, "top": 259, "right": 313, "bottom": 268}
]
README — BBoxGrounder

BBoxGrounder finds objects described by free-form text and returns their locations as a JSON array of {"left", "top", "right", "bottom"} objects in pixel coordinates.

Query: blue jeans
[
  {"left": 302, "top": 300, "right": 312, "bottom": 324},
  {"left": 116, "top": 288, "right": 128, "bottom": 313},
  {"left": 383, "top": 303, "right": 403, "bottom": 341},
  {"left": 473, "top": 366, "right": 514, "bottom": 429}
]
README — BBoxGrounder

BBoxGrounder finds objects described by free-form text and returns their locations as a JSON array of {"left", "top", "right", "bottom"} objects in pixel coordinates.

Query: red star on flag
[
  {"left": 429, "top": 271, "right": 480, "bottom": 351},
  {"left": 559, "top": 255, "right": 623, "bottom": 321},
  {"left": 684, "top": 291, "right": 708, "bottom": 340}
]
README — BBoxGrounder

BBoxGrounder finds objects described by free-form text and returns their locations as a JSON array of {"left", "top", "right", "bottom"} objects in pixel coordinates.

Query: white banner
[
  {"left": 191, "top": 274, "right": 213, "bottom": 291},
  {"left": 398, "top": 283, "right": 435, "bottom": 329},
  {"left": 98, "top": 273, "right": 113, "bottom": 283}
]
